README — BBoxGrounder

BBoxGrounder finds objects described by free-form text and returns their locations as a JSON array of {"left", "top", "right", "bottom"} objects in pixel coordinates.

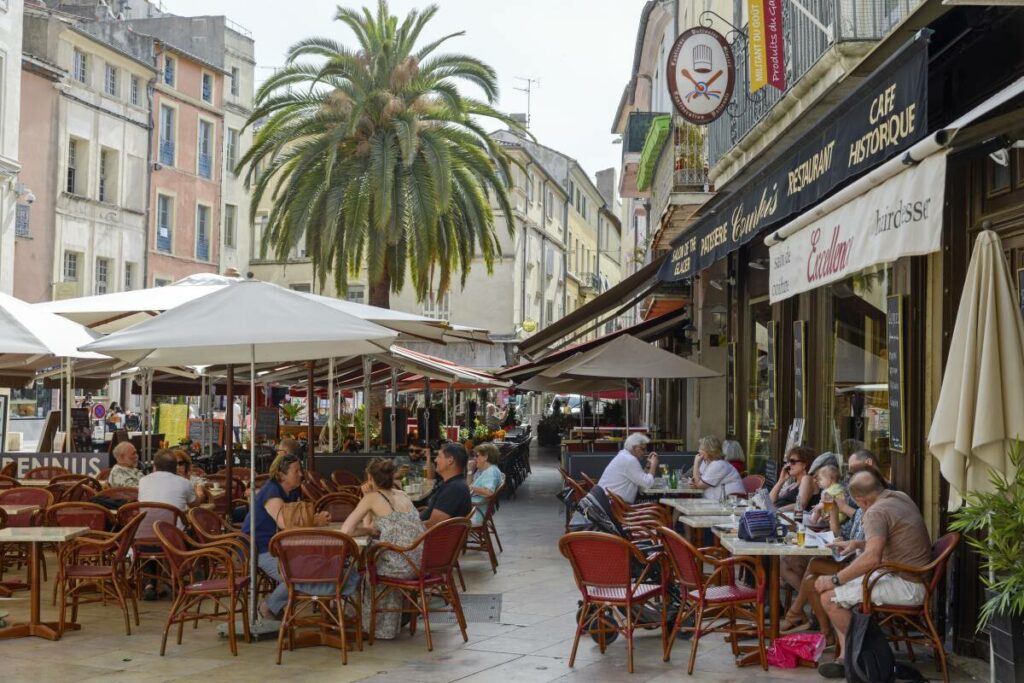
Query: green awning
[{"left": 636, "top": 115, "right": 671, "bottom": 191}]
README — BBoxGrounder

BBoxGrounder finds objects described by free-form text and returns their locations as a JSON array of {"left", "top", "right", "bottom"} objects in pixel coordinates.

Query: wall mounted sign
[
  {"left": 667, "top": 26, "right": 736, "bottom": 125},
  {"left": 768, "top": 151, "right": 946, "bottom": 303},
  {"left": 748, "top": 0, "right": 785, "bottom": 92},
  {"left": 660, "top": 34, "right": 929, "bottom": 281},
  {"left": 793, "top": 321, "right": 806, "bottom": 420},
  {"left": 886, "top": 295, "right": 906, "bottom": 452},
  {"left": 1, "top": 453, "right": 108, "bottom": 477}
]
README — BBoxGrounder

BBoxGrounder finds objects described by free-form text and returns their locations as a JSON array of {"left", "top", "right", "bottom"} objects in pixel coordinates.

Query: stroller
[{"left": 568, "top": 486, "right": 684, "bottom": 643}]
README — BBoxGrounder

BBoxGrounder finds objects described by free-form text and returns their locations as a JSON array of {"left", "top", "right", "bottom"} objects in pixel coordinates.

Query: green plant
[
  {"left": 280, "top": 401, "right": 301, "bottom": 422},
  {"left": 472, "top": 419, "right": 489, "bottom": 441},
  {"left": 458, "top": 426, "right": 470, "bottom": 441},
  {"left": 353, "top": 405, "right": 381, "bottom": 442},
  {"left": 949, "top": 438, "right": 1024, "bottom": 629}
]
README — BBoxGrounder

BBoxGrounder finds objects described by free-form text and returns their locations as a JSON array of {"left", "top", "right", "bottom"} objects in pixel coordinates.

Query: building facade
[
  {"left": 0, "top": 0, "right": 25, "bottom": 295},
  {"left": 17, "top": 9, "right": 153, "bottom": 302}
]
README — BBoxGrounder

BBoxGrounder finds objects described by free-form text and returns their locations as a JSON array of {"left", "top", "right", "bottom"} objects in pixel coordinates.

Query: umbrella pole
[
  {"left": 307, "top": 362, "right": 315, "bottom": 471},
  {"left": 328, "top": 358, "right": 335, "bottom": 453},
  {"left": 362, "top": 356, "right": 371, "bottom": 454},
  {"left": 226, "top": 365, "right": 234, "bottom": 496},
  {"left": 625, "top": 380, "right": 630, "bottom": 432},
  {"left": 249, "top": 344, "right": 257, "bottom": 622},
  {"left": 390, "top": 366, "right": 397, "bottom": 454}
]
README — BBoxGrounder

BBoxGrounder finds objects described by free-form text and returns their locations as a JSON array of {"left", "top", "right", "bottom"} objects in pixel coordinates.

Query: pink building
[{"left": 148, "top": 42, "right": 225, "bottom": 285}]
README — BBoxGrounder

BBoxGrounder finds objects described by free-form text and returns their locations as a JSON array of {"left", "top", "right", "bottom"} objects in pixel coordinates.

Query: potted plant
[
  {"left": 473, "top": 419, "right": 489, "bottom": 443},
  {"left": 280, "top": 401, "right": 301, "bottom": 424},
  {"left": 949, "top": 439, "right": 1024, "bottom": 683}
]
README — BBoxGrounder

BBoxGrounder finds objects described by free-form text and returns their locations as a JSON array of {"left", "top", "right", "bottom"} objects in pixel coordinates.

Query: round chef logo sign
[{"left": 667, "top": 27, "right": 735, "bottom": 125}]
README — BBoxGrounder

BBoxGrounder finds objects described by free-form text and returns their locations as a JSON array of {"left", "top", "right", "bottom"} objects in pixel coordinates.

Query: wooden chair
[
  {"left": 464, "top": 479, "right": 506, "bottom": 573},
  {"left": 314, "top": 492, "right": 361, "bottom": 523},
  {"left": 153, "top": 521, "right": 251, "bottom": 656},
  {"left": 559, "top": 531, "right": 668, "bottom": 674},
  {"left": 24, "top": 466, "right": 70, "bottom": 480},
  {"left": 331, "top": 469, "right": 362, "bottom": 488},
  {"left": 307, "top": 469, "right": 336, "bottom": 494},
  {"left": 96, "top": 467, "right": 112, "bottom": 482},
  {"left": 0, "top": 488, "right": 55, "bottom": 581},
  {"left": 63, "top": 480, "right": 100, "bottom": 502},
  {"left": 188, "top": 507, "right": 273, "bottom": 599},
  {"left": 101, "top": 487, "right": 139, "bottom": 504},
  {"left": 47, "top": 501, "right": 115, "bottom": 604},
  {"left": 116, "top": 501, "right": 188, "bottom": 598},
  {"left": 862, "top": 532, "right": 961, "bottom": 683},
  {"left": 0, "top": 474, "right": 20, "bottom": 490},
  {"left": 741, "top": 474, "right": 765, "bottom": 497},
  {"left": 57, "top": 514, "right": 144, "bottom": 635},
  {"left": 658, "top": 526, "right": 767, "bottom": 674},
  {"left": 269, "top": 528, "right": 362, "bottom": 664},
  {"left": 557, "top": 467, "right": 589, "bottom": 531},
  {"left": 365, "top": 517, "right": 471, "bottom": 651}
]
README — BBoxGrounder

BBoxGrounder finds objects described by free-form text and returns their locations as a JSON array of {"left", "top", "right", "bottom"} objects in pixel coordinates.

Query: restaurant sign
[
  {"left": 768, "top": 152, "right": 946, "bottom": 304},
  {"left": 660, "top": 34, "right": 929, "bottom": 282},
  {"left": 667, "top": 27, "right": 736, "bottom": 125}
]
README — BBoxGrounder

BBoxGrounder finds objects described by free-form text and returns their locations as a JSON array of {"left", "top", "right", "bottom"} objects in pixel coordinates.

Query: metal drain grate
[{"left": 430, "top": 593, "right": 501, "bottom": 624}]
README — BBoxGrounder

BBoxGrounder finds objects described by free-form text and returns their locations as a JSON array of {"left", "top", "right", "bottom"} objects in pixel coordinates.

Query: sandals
[{"left": 780, "top": 614, "right": 811, "bottom": 633}]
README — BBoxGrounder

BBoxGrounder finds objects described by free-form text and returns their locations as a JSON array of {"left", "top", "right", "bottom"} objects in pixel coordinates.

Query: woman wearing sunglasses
[{"left": 770, "top": 446, "right": 820, "bottom": 511}]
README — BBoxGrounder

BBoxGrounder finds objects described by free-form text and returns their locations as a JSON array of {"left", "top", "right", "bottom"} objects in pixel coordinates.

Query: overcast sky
[{"left": 162, "top": 0, "right": 647, "bottom": 193}]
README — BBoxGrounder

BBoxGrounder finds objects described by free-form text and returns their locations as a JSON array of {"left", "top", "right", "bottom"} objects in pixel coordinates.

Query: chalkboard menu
[
  {"left": 124, "top": 414, "right": 141, "bottom": 432},
  {"left": 793, "top": 321, "right": 806, "bottom": 420},
  {"left": 726, "top": 342, "right": 736, "bottom": 434},
  {"left": 70, "top": 407, "right": 92, "bottom": 452},
  {"left": 886, "top": 295, "right": 905, "bottom": 453},
  {"left": 254, "top": 406, "right": 279, "bottom": 441},
  {"left": 1017, "top": 267, "right": 1024, "bottom": 321},
  {"left": 766, "top": 321, "right": 777, "bottom": 428},
  {"left": 187, "top": 419, "right": 224, "bottom": 447}
]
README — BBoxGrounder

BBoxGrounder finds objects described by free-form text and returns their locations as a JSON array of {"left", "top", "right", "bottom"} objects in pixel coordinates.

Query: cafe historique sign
[{"left": 659, "top": 34, "right": 929, "bottom": 282}]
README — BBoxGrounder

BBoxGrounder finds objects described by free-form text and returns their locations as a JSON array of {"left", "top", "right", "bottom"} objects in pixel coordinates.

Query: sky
[{"left": 161, "top": 0, "right": 648, "bottom": 190}]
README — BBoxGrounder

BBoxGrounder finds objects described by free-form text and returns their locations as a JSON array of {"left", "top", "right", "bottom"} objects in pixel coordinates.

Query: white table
[
  {"left": 15, "top": 479, "right": 51, "bottom": 487},
  {"left": 0, "top": 526, "right": 90, "bottom": 640},
  {"left": 640, "top": 483, "right": 702, "bottom": 498},
  {"left": 677, "top": 515, "right": 737, "bottom": 530},
  {"left": 325, "top": 525, "right": 371, "bottom": 548},
  {"left": 0, "top": 504, "right": 39, "bottom": 516},
  {"left": 659, "top": 498, "right": 744, "bottom": 516}
]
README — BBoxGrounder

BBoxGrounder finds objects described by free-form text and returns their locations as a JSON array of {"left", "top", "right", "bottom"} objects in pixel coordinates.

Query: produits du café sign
[{"left": 660, "top": 36, "right": 929, "bottom": 282}]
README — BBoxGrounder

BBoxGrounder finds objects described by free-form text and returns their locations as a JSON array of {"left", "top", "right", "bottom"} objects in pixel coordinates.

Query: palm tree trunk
[{"left": 367, "top": 268, "right": 391, "bottom": 448}]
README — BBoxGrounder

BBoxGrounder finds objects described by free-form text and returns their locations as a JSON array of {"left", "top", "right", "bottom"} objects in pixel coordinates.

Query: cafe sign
[
  {"left": 660, "top": 34, "right": 929, "bottom": 282},
  {"left": 667, "top": 27, "right": 736, "bottom": 125}
]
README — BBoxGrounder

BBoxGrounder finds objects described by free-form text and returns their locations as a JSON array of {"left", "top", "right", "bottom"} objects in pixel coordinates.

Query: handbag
[
  {"left": 738, "top": 509, "right": 777, "bottom": 542},
  {"left": 280, "top": 501, "right": 317, "bottom": 528}
]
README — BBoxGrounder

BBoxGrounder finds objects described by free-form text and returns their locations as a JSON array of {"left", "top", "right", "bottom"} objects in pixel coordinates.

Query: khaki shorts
[{"left": 831, "top": 573, "right": 926, "bottom": 609}]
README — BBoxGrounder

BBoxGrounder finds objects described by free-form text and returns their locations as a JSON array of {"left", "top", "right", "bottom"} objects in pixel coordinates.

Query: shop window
[
  {"left": 986, "top": 156, "right": 1011, "bottom": 197},
  {"left": 829, "top": 265, "right": 893, "bottom": 469},
  {"left": 746, "top": 296, "right": 773, "bottom": 471}
]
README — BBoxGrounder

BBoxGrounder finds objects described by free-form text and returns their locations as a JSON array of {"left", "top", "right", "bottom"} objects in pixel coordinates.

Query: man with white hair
[{"left": 596, "top": 433, "right": 658, "bottom": 504}]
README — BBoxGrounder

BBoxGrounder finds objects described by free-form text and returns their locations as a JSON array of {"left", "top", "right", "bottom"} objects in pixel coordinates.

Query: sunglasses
[{"left": 786, "top": 459, "right": 803, "bottom": 465}]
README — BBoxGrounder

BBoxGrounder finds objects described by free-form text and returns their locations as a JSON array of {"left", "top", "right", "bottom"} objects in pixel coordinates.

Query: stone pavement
[{"left": 0, "top": 446, "right": 983, "bottom": 682}]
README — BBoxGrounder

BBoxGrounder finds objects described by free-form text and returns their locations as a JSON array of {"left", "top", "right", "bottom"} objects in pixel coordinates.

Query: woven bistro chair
[
  {"left": 314, "top": 492, "right": 361, "bottom": 524},
  {"left": 47, "top": 501, "right": 115, "bottom": 604},
  {"left": 464, "top": 478, "right": 506, "bottom": 573},
  {"left": 24, "top": 466, "right": 70, "bottom": 480},
  {"left": 116, "top": 501, "right": 187, "bottom": 599},
  {"left": 268, "top": 528, "right": 362, "bottom": 665},
  {"left": 331, "top": 469, "right": 362, "bottom": 488},
  {"left": 0, "top": 487, "right": 55, "bottom": 582}
]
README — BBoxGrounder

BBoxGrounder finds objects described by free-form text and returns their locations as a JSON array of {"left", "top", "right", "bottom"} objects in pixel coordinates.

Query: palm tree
[{"left": 239, "top": 1, "right": 522, "bottom": 308}]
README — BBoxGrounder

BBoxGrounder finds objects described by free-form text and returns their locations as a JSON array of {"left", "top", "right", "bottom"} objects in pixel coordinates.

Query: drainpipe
[
  {"left": 143, "top": 76, "right": 156, "bottom": 286},
  {"left": 539, "top": 176, "right": 547, "bottom": 325},
  {"left": 561, "top": 189, "right": 568, "bottom": 319},
  {"left": 519, "top": 161, "right": 533, "bottom": 332}
]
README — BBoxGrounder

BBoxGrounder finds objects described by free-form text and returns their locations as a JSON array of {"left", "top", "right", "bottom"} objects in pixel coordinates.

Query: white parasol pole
[
  {"left": 625, "top": 380, "right": 630, "bottom": 432},
  {"left": 362, "top": 356, "right": 371, "bottom": 453},
  {"left": 249, "top": 343, "right": 257, "bottom": 621},
  {"left": 390, "top": 365, "right": 398, "bottom": 454},
  {"left": 328, "top": 357, "right": 335, "bottom": 452}
]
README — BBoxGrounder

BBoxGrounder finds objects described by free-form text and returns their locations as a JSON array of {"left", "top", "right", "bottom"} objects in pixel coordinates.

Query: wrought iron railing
[
  {"left": 159, "top": 140, "right": 174, "bottom": 166},
  {"left": 707, "top": 0, "right": 923, "bottom": 168}
]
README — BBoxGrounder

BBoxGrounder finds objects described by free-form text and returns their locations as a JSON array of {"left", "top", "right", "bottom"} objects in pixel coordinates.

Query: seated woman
[
  {"left": 242, "top": 452, "right": 340, "bottom": 621},
  {"left": 770, "top": 446, "right": 820, "bottom": 511},
  {"left": 468, "top": 443, "right": 504, "bottom": 525},
  {"left": 341, "top": 458, "right": 425, "bottom": 640},
  {"left": 692, "top": 435, "right": 745, "bottom": 500}
]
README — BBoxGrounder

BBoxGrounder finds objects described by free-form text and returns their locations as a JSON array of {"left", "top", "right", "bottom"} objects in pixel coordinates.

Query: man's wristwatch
[{"left": 831, "top": 575, "right": 841, "bottom": 586}]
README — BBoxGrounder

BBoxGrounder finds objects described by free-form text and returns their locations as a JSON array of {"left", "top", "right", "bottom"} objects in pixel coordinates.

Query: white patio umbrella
[
  {"left": 0, "top": 291, "right": 110, "bottom": 449},
  {"left": 81, "top": 279, "right": 398, "bottom": 621},
  {"left": 928, "top": 230, "right": 1024, "bottom": 511}
]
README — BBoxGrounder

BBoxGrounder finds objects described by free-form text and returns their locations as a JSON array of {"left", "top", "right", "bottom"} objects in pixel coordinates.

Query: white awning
[{"left": 765, "top": 75, "right": 1024, "bottom": 303}]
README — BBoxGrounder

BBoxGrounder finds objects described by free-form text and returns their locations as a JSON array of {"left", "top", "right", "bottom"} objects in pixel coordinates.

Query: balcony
[
  {"left": 579, "top": 272, "right": 602, "bottom": 294},
  {"left": 707, "top": 0, "right": 923, "bottom": 169},
  {"left": 198, "top": 153, "right": 213, "bottom": 179},
  {"left": 159, "top": 140, "right": 174, "bottom": 166},
  {"left": 620, "top": 111, "right": 667, "bottom": 198}
]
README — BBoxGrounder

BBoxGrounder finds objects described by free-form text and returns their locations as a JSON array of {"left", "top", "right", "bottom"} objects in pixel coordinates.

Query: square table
[
  {"left": 640, "top": 483, "right": 702, "bottom": 499},
  {"left": 713, "top": 528, "right": 832, "bottom": 657},
  {"left": 0, "top": 504, "right": 40, "bottom": 516},
  {"left": 15, "top": 479, "right": 51, "bottom": 487},
  {"left": 0, "top": 526, "right": 90, "bottom": 640},
  {"left": 659, "top": 498, "right": 742, "bottom": 517},
  {"left": 325, "top": 524, "right": 371, "bottom": 547}
]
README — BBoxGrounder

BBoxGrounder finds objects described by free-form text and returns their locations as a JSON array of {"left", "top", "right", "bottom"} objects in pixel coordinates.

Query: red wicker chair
[
  {"left": 0, "top": 474, "right": 20, "bottom": 490},
  {"left": 331, "top": 469, "right": 361, "bottom": 488},
  {"left": 464, "top": 479, "right": 506, "bottom": 573},
  {"left": 57, "top": 513, "right": 144, "bottom": 635},
  {"left": 557, "top": 467, "right": 589, "bottom": 531},
  {"left": 307, "top": 470, "right": 336, "bottom": 494},
  {"left": 96, "top": 468, "right": 112, "bottom": 482},
  {"left": 24, "top": 466, "right": 69, "bottom": 480},
  {"left": 47, "top": 502, "right": 115, "bottom": 604},
  {"left": 314, "top": 492, "right": 360, "bottom": 523},
  {"left": 559, "top": 531, "right": 667, "bottom": 674},
  {"left": 741, "top": 475, "right": 765, "bottom": 496},
  {"left": 188, "top": 507, "right": 273, "bottom": 599},
  {"left": 268, "top": 528, "right": 363, "bottom": 664},
  {"left": 862, "top": 532, "right": 961, "bottom": 683},
  {"left": 116, "top": 501, "right": 188, "bottom": 598},
  {"left": 658, "top": 526, "right": 767, "bottom": 674},
  {"left": 0, "top": 488, "right": 55, "bottom": 582},
  {"left": 153, "top": 520, "right": 251, "bottom": 656},
  {"left": 101, "top": 487, "right": 139, "bottom": 504},
  {"left": 365, "top": 517, "right": 471, "bottom": 651}
]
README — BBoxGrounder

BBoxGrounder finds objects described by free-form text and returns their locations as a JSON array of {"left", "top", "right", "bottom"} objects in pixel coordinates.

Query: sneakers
[
  {"left": 142, "top": 585, "right": 157, "bottom": 601},
  {"left": 818, "top": 661, "right": 845, "bottom": 679}
]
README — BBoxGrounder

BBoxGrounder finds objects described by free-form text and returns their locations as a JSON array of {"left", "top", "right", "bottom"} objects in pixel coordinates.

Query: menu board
[
  {"left": 726, "top": 342, "right": 736, "bottom": 435},
  {"left": 70, "top": 407, "right": 92, "bottom": 452},
  {"left": 766, "top": 321, "right": 777, "bottom": 429},
  {"left": 254, "top": 406, "right": 280, "bottom": 441},
  {"left": 124, "top": 414, "right": 142, "bottom": 432},
  {"left": 793, "top": 321, "right": 807, "bottom": 420},
  {"left": 886, "top": 295, "right": 905, "bottom": 453},
  {"left": 157, "top": 403, "right": 189, "bottom": 444},
  {"left": 187, "top": 419, "right": 224, "bottom": 447}
]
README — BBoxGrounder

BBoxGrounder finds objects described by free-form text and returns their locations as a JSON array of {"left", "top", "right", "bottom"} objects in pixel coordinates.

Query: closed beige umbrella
[{"left": 928, "top": 230, "right": 1024, "bottom": 510}]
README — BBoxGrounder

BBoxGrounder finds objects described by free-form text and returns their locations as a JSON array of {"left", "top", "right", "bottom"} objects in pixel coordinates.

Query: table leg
[{"left": 0, "top": 541, "right": 66, "bottom": 640}]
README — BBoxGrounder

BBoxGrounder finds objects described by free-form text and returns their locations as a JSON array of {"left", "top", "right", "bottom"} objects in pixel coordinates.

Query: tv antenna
[{"left": 513, "top": 77, "right": 540, "bottom": 127}]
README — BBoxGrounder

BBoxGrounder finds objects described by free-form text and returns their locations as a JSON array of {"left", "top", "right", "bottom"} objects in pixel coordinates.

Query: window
[
  {"left": 527, "top": 174, "right": 536, "bottom": 205},
  {"left": 545, "top": 300, "right": 554, "bottom": 325},
  {"left": 73, "top": 49, "right": 87, "bottom": 83},
  {"left": 104, "top": 64, "right": 117, "bottom": 96},
  {"left": 197, "top": 119, "right": 213, "bottom": 179},
  {"left": 99, "top": 149, "right": 117, "bottom": 203},
  {"left": 226, "top": 128, "right": 239, "bottom": 172},
  {"left": 201, "top": 72, "right": 213, "bottom": 102},
  {"left": 66, "top": 138, "right": 81, "bottom": 194},
  {"left": 15, "top": 204, "right": 29, "bottom": 237},
  {"left": 163, "top": 55, "right": 175, "bottom": 86},
  {"left": 345, "top": 287, "right": 366, "bottom": 303},
  {"left": 223, "top": 203, "right": 237, "bottom": 248},
  {"left": 159, "top": 105, "right": 175, "bottom": 165},
  {"left": 95, "top": 257, "right": 110, "bottom": 294},
  {"left": 156, "top": 194, "right": 173, "bottom": 252},
  {"left": 545, "top": 189, "right": 554, "bottom": 218},
  {"left": 422, "top": 291, "right": 450, "bottom": 320},
  {"left": 196, "top": 205, "right": 211, "bottom": 261},
  {"left": 230, "top": 66, "right": 239, "bottom": 96},
  {"left": 130, "top": 75, "right": 140, "bottom": 105},
  {"left": 289, "top": 283, "right": 312, "bottom": 293},
  {"left": 124, "top": 262, "right": 135, "bottom": 291},
  {"left": 63, "top": 251, "right": 79, "bottom": 281},
  {"left": 154, "top": 278, "right": 171, "bottom": 287}
]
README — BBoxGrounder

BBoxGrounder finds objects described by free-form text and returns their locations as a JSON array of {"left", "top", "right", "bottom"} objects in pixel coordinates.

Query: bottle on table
[
  {"left": 668, "top": 468, "right": 677, "bottom": 490},
  {"left": 794, "top": 509, "right": 806, "bottom": 546}
]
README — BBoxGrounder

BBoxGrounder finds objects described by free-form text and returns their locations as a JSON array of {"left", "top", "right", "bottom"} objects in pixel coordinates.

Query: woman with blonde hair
[
  {"left": 468, "top": 443, "right": 504, "bottom": 525},
  {"left": 692, "top": 435, "right": 745, "bottom": 500}
]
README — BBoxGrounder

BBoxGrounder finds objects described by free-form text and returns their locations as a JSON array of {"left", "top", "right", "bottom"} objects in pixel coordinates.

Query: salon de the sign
[{"left": 660, "top": 35, "right": 930, "bottom": 282}]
